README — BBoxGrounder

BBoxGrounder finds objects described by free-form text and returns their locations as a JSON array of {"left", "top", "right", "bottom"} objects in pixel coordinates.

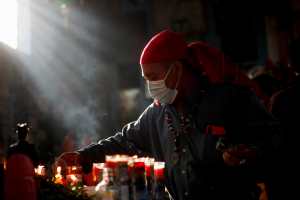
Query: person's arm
[
  {"left": 223, "top": 85, "right": 281, "bottom": 172},
  {"left": 75, "top": 104, "right": 157, "bottom": 173}
]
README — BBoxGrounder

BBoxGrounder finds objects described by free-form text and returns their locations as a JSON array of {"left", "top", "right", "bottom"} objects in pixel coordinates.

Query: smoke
[
  {"left": 1, "top": 0, "right": 148, "bottom": 160},
  {"left": 12, "top": 0, "right": 124, "bottom": 152}
]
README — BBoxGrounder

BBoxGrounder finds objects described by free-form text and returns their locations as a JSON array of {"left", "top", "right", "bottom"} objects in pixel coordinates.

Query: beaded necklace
[{"left": 165, "top": 111, "right": 193, "bottom": 164}]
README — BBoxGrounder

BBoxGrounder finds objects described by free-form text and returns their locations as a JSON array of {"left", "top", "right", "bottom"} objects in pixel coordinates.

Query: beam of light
[
  {"left": 8, "top": 0, "right": 145, "bottom": 157},
  {"left": 0, "top": 0, "right": 18, "bottom": 49},
  {"left": 14, "top": 0, "right": 123, "bottom": 150}
]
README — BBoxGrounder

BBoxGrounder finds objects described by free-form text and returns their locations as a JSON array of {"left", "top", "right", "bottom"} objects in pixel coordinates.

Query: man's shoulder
[{"left": 135, "top": 102, "right": 167, "bottom": 123}]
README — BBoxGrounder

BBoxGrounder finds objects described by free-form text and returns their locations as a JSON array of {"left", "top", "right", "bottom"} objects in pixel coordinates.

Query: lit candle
[
  {"left": 35, "top": 165, "right": 46, "bottom": 176},
  {"left": 3, "top": 159, "right": 6, "bottom": 170},
  {"left": 54, "top": 166, "right": 66, "bottom": 185}
]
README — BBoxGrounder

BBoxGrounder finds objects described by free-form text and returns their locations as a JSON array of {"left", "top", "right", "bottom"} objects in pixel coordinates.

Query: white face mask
[{"left": 147, "top": 65, "right": 180, "bottom": 104}]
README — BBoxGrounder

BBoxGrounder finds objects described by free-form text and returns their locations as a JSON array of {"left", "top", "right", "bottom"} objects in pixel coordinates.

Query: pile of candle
[
  {"left": 33, "top": 154, "right": 167, "bottom": 199},
  {"left": 93, "top": 155, "right": 167, "bottom": 200}
]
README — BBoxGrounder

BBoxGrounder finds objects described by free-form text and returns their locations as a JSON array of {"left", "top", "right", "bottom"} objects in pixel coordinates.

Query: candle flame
[
  {"left": 3, "top": 159, "right": 7, "bottom": 170},
  {"left": 54, "top": 166, "right": 65, "bottom": 185},
  {"left": 57, "top": 166, "right": 62, "bottom": 174},
  {"left": 55, "top": 173, "right": 63, "bottom": 184},
  {"left": 35, "top": 165, "right": 45, "bottom": 176}
]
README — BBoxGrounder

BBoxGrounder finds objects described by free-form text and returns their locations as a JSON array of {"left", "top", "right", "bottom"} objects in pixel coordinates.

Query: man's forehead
[{"left": 141, "top": 62, "right": 171, "bottom": 72}]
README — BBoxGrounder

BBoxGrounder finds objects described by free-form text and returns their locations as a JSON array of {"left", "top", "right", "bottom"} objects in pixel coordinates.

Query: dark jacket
[
  {"left": 7, "top": 140, "right": 39, "bottom": 167},
  {"left": 79, "top": 84, "right": 279, "bottom": 200}
]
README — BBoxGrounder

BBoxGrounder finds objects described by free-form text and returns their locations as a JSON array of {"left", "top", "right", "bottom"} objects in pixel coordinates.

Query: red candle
[
  {"left": 154, "top": 162, "right": 165, "bottom": 180},
  {"left": 134, "top": 161, "right": 145, "bottom": 168},
  {"left": 145, "top": 158, "right": 154, "bottom": 177},
  {"left": 92, "top": 163, "right": 104, "bottom": 184},
  {"left": 134, "top": 158, "right": 146, "bottom": 176},
  {"left": 105, "top": 155, "right": 117, "bottom": 168}
]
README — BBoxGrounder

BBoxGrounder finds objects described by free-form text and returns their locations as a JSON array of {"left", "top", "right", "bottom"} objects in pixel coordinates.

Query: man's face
[
  {"left": 141, "top": 62, "right": 169, "bottom": 81},
  {"left": 141, "top": 62, "right": 181, "bottom": 90}
]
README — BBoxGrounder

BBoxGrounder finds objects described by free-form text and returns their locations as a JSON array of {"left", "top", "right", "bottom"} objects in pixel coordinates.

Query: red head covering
[
  {"left": 139, "top": 30, "right": 263, "bottom": 100},
  {"left": 140, "top": 30, "right": 187, "bottom": 65}
]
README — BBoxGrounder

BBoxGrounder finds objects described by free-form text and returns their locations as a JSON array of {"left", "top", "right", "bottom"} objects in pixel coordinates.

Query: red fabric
[
  {"left": 205, "top": 125, "right": 225, "bottom": 136},
  {"left": 4, "top": 154, "right": 36, "bottom": 200},
  {"left": 187, "top": 41, "right": 263, "bottom": 98},
  {"left": 140, "top": 30, "right": 187, "bottom": 65},
  {"left": 140, "top": 30, "right": 263, "bottom": 98}
]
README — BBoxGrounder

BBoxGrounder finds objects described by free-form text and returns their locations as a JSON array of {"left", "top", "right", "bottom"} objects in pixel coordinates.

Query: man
[
  {"left": 59, "top": 30, "right": 279, "bottom": 200},
  {"left": 7, "top": 123, "right": 39, "bottom": 167}
]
